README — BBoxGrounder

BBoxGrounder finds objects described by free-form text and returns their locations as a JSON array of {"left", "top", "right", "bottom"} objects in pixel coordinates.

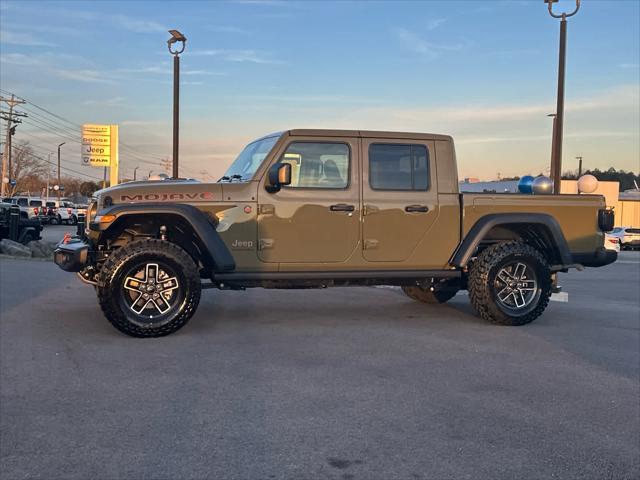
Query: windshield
[{"left": 221, "top": 135, "right": 280, "bottom": 181}]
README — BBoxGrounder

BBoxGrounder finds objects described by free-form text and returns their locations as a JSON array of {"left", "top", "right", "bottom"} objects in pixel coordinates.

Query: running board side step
[{"left": 212, "top": 270, "right": 461, "bottom": 282}]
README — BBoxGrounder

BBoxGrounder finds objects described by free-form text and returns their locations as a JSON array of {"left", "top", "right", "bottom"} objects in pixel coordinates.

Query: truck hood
[{"left": 94, "top": 179, "right": 257, "bottom": 207}]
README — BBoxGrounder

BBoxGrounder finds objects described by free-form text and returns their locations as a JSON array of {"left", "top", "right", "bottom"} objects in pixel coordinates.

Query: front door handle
[
  {"left": 330, "top": 204, "right": 355, "bottom": 212},
  {"left": 405, "top": 205, "right": 429, "bottom": 213}
]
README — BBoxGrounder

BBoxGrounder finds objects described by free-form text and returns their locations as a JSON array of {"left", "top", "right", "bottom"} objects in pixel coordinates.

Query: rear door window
[{"left": 369, "top": 144, "right": 429, "bottom": 191}]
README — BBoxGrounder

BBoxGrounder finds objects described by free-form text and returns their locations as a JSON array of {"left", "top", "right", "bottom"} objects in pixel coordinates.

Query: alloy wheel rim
[
  {"left": 494, "top": 262, "right": 538, "bottom": 310},
  {"left": 123, "top": 263, "right": 180, "bottom": 318}
]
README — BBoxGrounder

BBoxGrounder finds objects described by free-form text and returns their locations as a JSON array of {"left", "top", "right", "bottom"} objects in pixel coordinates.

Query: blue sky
[{"left": 1, "top": 0, "right": 638, "bottom": 181}]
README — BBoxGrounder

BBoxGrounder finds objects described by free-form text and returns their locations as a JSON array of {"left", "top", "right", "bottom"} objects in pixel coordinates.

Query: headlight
[{"left": 87, "top": 201, "right": 97, "bottom": 224}]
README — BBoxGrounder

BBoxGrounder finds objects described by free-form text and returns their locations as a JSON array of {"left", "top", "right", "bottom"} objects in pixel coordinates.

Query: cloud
[
  {"left": 82, "top": 97, "right": 126, "bottom": 107},
  {"left": 189, "top": 49, "right": 283, "bottom": 64},
  {"left": 425, "top": 18, "right": 446, "bottom": 31},
  {"left": 234, "top": 0, "right": 291, "bottom": 6},
  {"left": 393, "top": 28, "right": 465, "bottom": 60},
  {"left": 0, "top": 52, "right": 43, "bottom": 66},
  {"left": 619, "top": 63, "right": 639, "bottom": 69},
  {"left": 111, "top": 14, "right": 166, "bottom": 33},
  {"left": 53, "top": 69, "right": 115, "bottom": 84},
  {"left": 0, "top": 30, "right": 56, "bottom": 47},
  {"left": 209, "top": 25, "right": 250, "bottom": 35},
  {"left": 118, "top": 65, "right": 225, "bottom": 76}
]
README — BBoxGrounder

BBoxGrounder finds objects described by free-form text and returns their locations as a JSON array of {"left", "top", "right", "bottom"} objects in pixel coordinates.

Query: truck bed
[{"left": 462, "top": 193, "right": 606, "bottom": 254}]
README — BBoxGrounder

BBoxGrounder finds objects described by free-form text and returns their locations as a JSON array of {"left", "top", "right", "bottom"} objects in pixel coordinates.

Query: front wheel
[
  {"left": 97, "top": 239, "right": 201, "bottom": 337},
  {"left": 468, "top": 241, "right": 551, "bottom": 326}
]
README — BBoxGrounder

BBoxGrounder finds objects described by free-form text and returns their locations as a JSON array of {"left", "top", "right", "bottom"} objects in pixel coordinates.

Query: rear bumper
[
  {"left": 573, "top": 248, "right": 617, "bottom": 268},
  {"left": 54, "top": 238, "right": 90, "bottom": 272}
]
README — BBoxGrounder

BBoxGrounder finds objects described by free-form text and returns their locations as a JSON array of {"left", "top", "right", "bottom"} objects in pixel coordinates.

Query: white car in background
[
  {"left": 44, "top": 200, "right": 77, "bottom": 225},
  {"left": 604, "top": 233, "right": 621, "bottom": 253},
  {"left": 2, "top": 196, "right": 41, "bottom": 219},
  {"left": 610, "top": 227, "right": 640, "bottom": 250}
]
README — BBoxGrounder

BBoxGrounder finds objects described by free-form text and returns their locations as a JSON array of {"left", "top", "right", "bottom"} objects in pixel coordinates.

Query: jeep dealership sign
[{"left": 81, "top": 124, "right": 119, "bottom": 186}]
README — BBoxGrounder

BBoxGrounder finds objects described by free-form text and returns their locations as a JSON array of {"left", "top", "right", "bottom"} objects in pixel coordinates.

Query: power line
[{"left": 11, "top": 144, "right": 103, "bottom": 181}]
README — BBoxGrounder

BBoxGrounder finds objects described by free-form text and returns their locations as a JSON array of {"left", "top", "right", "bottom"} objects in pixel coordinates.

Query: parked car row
[
  {"left": 609, "top": 227, "right": 640, "bottom": 250},
  {"left": 1, "top": 196, "right": 87, "bottom": 226}
]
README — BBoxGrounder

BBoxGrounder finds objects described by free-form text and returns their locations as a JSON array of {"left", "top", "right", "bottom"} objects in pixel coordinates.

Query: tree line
[
  {"left": 5, "top": 141, "right": 104, "bottom": 201},
  {"left": 562, "top": 167, "right": 639, "bottom": 192}
]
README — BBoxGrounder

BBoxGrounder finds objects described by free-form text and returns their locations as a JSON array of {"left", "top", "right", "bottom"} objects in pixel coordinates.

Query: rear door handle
[
  {"left": 405, "top": 205, "right": 429, "bottom": 213},
  {"left": 330, "top": 204, "right": 355, "bottom": 212}
]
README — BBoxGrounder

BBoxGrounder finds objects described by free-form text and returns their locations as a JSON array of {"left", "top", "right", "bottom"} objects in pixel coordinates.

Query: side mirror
[{"left": 266, "top": 163, "right": 291, "bottom": 193}]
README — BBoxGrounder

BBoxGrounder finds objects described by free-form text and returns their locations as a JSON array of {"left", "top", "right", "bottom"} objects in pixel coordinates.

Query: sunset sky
[{"left": 1, "top": 0, "right": 638, "bottom": 182}]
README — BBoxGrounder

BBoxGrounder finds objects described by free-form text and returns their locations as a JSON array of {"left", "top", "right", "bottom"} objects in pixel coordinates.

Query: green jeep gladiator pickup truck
[{"left": 54, "top": 130, "right": 616, "bottom": 337}]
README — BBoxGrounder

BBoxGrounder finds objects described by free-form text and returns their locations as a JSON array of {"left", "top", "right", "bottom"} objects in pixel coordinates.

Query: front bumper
[
  {"left": 54, "top": 237, "right": 90, "bottom": 272},
  {"left": 573, "top": 248, "right": 617, "bottom": 268}
]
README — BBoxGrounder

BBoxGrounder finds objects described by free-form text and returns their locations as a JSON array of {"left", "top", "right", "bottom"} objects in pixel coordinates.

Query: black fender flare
[
  {"left": 450, "top": 213, "right": 573, "bottom": 268},
  {"left": 92, "top": 203, "right": 235, "bottom": 272}
]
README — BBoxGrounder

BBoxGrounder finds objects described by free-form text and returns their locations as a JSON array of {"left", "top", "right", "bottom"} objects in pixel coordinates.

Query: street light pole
[
  {"left": 167, "top": 29, "right": 186, "bottom": 179},
  {"left": 133, "top": 166, "right": 139, "bottom": 181},
  {"left": 57, "top": 142, "right": 65, "bottom": 200},
  {"left": 545, "top": 0, "right": 581, "bottom": 193},
  {"left": 576, "top": 156, "right": 583, "bottom": 177}
]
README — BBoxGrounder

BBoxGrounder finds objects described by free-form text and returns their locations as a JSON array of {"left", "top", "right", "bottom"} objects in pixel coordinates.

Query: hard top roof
[{"left": 286, "top": 129, "right": 452, "bottom": 141}]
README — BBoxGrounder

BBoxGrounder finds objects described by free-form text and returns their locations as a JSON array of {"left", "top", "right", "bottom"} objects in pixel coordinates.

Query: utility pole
[
  {"left": 46, "top": 155, "right": 51, "bottom": 202},
  {"left": 576, "top": 156, "right": 583, "bottom": 177},
  {"left": 167, "top": 29, "right": 187, "bottom": 179},
  {"left": 1, "top": 94, "right": 26, "bottom": 197},
  {"left": 545, "top": 0, "right": 581, "bottom": 193}
]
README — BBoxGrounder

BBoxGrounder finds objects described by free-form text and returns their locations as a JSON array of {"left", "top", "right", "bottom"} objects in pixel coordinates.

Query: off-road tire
[
  {"left": 50, "top": 215, "right": 61, "bottom": 225},
  {"left": 468, "top": 241, "right": 551, "bottom": 326},
  {"left": 97, "top": 239, "right": 201, "bottom": 337},
  {"left": 22, "top": 232, "right": 35, "bottom": 245},
  {"left": 402, "top": 281, "right": 458, "bottom": 304},
  {"left": 67, "top": 215, "right": 77, "bottom": 225}
]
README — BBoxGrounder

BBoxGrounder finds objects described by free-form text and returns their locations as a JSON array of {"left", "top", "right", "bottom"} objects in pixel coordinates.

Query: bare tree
[{"left": 9, "top": 142, "right": 48, "bottom": 196}]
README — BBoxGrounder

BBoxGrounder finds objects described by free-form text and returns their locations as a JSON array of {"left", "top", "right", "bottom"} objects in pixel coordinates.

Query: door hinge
[
  {"left": 363, "top": 239, "right": 379, "bottom": 250},
  {"left": 258, "top": 204, "right": 275, "bottom": 215},
  {"left": 363, "top": 204, "right": 379, "bottom": 216},
  {"left": 258, "top": 238, "right": 274, "bottom": 250}
]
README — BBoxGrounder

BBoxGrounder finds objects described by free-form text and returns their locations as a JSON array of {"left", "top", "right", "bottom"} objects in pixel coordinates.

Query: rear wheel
[
  {"left": 97, "top": 239, "right": 201, "bottom": 337},
  {"left": 402, "top": 279, "right": 459, "bottom": 304},
  {"left": 50, "top": 215, "right": 61, "bottom": 225},
  {"left": 468, "top": 241, "right": 551, "bottom": 326}
]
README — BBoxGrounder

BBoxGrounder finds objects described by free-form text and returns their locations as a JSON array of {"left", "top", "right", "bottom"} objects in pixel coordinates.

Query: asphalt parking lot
[{"left": 1, "top": 251, "right": 639, "bottom": 480}]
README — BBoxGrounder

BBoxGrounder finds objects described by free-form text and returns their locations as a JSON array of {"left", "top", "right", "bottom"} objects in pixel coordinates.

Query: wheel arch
[
  {"left": 451, "top": 213, "right": 573, "bottom": 268},
  {"left": 94, "top": 203, "right": 235, "bottom": 273}
]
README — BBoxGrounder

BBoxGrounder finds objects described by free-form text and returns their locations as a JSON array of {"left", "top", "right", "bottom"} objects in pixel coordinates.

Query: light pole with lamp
[
  {"left": 133, "top": 166, "right": 140, "bottom": 181},
  {"left": 57, "top": 142, "right": 65, "bottom": 200},
  {"left": 545, "top": 0, "right": 581, "bottom": 193},
  {"left": 167, "top": 29, "right": 186, "bottom": 179}
]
